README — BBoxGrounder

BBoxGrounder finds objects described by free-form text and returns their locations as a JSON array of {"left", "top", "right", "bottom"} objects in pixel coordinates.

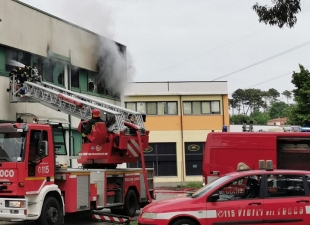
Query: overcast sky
[{"left": 20, "top": 0, "right": 310, "bottom": 100}]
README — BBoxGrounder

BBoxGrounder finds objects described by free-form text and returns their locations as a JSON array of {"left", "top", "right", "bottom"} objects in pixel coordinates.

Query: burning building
[{"left": 0, "top": 0, "right": 127, "bottom": 167}]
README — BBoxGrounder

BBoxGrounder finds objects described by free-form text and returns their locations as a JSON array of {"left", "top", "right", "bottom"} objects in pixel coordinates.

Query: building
[
  {"left": 0, "top": 0, "right": 126, "bottom": 167},
  {"left": 267, "top": 117, "right": 288, "bottom": 126},
  {"left": 124, "top": 81, "right": 229, "bottom": 184}
]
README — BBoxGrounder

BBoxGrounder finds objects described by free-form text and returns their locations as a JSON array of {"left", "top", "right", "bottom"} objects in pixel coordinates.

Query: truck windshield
[
  {"left": 191, "top": 175, "right": 232, "bottom": 198},
  {"left": 0, "top": 132, "right": 25, "bottom": 162}
]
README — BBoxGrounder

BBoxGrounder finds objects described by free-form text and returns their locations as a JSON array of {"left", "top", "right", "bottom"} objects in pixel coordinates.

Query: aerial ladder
[{"left": 8, "top": 66, "right": 153, "bottom": 208}]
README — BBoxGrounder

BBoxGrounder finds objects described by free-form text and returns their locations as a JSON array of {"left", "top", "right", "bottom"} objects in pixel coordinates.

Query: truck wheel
[
  {"left": 172, "top": 218, "right": 198, "bottom": 225},
  {"left": 124, "top": 189, "right": 137, "bottom": 217},
  {"left": 37, "top": 196, "right": 62, "bottom": 225}
]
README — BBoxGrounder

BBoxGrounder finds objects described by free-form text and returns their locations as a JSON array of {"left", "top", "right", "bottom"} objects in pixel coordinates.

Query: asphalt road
[{"left": 0, "top": 192, "right": 183, "bottom": 224}]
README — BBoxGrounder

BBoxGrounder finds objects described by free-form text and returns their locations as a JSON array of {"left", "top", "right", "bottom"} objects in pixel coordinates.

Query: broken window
[{"left": 42, "top": 59, "right": 54, "bottom": 83}]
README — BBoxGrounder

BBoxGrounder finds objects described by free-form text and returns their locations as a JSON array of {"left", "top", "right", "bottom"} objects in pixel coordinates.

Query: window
[
  {"left": 126, "top": 102, "right": 136, "bottom": 111},
  {"left": 125, "top": 102, "right": 178, "bottom": 115},
  {"left": 28, "top": 130, "right": 48, "bottom": 176},
  {"left": 146, "top": 103, "right": 157, "bottom": 115},
  {"left": 5, "top": 48, "right": 31, "bottom": 72},
  {"left": 216, "top": 175, "right": 262, "bottom": 201},
  {"left": 52, "top": 127, "right": 67, "bottom": 155},
  {"left": 43, "top": 60, "right": 65, "bottom": 85},
  {"left": 185, "top": 142, "right": 204, "bottom": 176},
  {"left": 267, "top": 174, "right": 305, "bottom": 197},
  {"left": 0, "top": 131, "right": 26, "bottom": 162},
  {"left": 137, "top": 102, "right": 146, "bottom": 114},
  {"left": 127, "top": 142, "right": 177, "bottom": 176},
  {"left": 71, "top": 130, "right": 82, "bottom": 156},
  {"left": 183, "top": 101, "right": 221, "bottom": 115},
  {"left": 71, "top": 66, "right": 79, "bottom": 88}
]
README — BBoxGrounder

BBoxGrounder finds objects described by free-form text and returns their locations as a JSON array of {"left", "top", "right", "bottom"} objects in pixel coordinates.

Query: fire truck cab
[
  {"left": 139, "top": 160, "right": 310, "bottom": 225},
  {"left": 203, "top": 132, "right": 310, "bottom": 185}
]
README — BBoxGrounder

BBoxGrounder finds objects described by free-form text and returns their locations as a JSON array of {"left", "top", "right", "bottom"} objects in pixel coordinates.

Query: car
[{"left": 138, "top": 160, "right": 310, "bottom": 225}]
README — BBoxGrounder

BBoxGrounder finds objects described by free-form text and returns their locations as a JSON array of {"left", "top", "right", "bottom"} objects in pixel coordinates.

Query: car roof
[{"left": 226, "top": 169, "right": 310, "bottom": 177}]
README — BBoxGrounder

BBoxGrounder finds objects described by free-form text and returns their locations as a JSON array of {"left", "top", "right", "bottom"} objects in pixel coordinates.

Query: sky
[{"left": 20, "top": 0, "right": 310, "bottom": 101}]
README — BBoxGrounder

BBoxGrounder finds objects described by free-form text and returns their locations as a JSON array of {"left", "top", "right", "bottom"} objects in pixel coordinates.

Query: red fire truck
[
  {"left": 0, "top": 67, "right": 155, "bottom": 224},
  {"left": 203, "top": 131, "right": 310, "bottom": 185}
]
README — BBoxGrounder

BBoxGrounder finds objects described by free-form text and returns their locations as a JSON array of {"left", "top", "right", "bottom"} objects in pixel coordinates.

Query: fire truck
[
  {"left": 203, "top": 131, "right": 310, "bottom": 185},
  {"left": 0, "top": 66, "right": 155, "bottom": 224}
]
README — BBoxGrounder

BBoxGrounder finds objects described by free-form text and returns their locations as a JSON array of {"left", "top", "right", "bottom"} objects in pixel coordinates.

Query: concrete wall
[
  {"left": 124, "top": 86, "right": 230, "bottom": 183},
  {"left": 0, "top": 0, "right": 107, "bottom": 71},
  {"left": 0, "top": 0, "right": 124, "bottom": 167}
]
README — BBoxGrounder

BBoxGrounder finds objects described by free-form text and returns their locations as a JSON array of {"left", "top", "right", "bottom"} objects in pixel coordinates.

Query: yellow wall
[{"left": 125, "top": 94, "right": 229, "bottom": 183}]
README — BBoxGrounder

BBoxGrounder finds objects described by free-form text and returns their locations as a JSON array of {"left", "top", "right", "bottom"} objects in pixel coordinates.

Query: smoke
[
  {"left": 52, "top": 0, "right": 136, "bottom": 96},
  {"left": 97, "top": 38, "right": 127, "bottom": 97}
]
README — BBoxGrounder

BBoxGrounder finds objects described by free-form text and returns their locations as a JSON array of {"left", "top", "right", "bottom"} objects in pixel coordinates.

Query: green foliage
[
  {"left": 230, "top": 87, "right": 294, "bottom": 125},
  {"left": 230, "top": 114, "right": 253, "bottom": 124},
  {"left": 289, "top": 65, "right": 310, "bottom": 126},
  {"left": 253, "top": 0, "right": 301, "bottom": 28},
  {"left": 251, "top": 110, "right": 270, "bottom": 125},
  {"left": 269, "top": 101, "right": 290, "bottom": 118},
  {"left": 130, "top": 220, "right": 138, "bottom": 225},
  {"left": 182, "top": 181, "right": 203, "bottom": 189}
]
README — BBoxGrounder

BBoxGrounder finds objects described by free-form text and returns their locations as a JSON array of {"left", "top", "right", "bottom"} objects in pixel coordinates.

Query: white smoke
[
  {"left": 97, "top": 38, "right": 127, "bottom": 97},
  {"left": 52, "top": 0, "right": 136, "bottom": 93}
]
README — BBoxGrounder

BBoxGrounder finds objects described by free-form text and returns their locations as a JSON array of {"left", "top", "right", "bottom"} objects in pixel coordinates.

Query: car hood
[{"left": 143, "top": 196, "right": 197, "bottom": 213}]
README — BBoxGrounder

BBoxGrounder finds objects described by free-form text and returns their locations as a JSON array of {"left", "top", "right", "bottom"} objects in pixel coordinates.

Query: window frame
[
  {"left": 127, "top": 142, "right": 178, "bottom": 177},
  {"left": 209, "top": 174, "right": 265, "bottom": 202},
  {"left": 184, "top": 142, "right": 204, "bottom": 176},
  {"left": 125, "top": 101, "right": 178, "bottom": 115},
  {"left": 182, "top": 101, "right": 221, "bottom": 115},
  {"left": 263, "top": 173, "right": 309, "bottom": 199}
]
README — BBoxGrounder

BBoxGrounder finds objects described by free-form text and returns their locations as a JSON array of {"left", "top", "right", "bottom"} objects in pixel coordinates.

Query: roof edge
[{"left": 13, "top": 0, "right": 125, "bottom": 46}]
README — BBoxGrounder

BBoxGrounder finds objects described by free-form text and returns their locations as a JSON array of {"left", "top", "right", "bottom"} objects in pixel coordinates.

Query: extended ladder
[{"left": 9, "top": 73, "right": 145, "bottom": 134}]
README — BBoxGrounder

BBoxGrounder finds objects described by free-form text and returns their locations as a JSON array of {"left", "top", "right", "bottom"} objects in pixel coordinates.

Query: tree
[
  {"left": 253, "top": 0, "right": 301, "bottom": 28},
  {"left": 282, "top": 90, "right": 292, "bottom": 103},
  {"left": 269, "top": 101, "right": 290, "bottom": 119},
  {"left": 230, "top": 114, "right": 253, "bottom": 125},
  {"left": 251, "top": 110, "right": 270, "bottom": 125},
  {"left": 267, "top": 88, "right": 280, "bottom": 102},
  {"left": 289, "top": 64, "right": 310, "bottom": 126}
]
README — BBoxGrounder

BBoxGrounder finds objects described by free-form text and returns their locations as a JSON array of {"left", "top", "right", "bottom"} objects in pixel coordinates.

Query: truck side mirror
[
  {"left": 207, "top": 193, "right": 219, "bottom": 202},
  {"left": 38, "top": 141, "right": 48, "bottom": 156}
]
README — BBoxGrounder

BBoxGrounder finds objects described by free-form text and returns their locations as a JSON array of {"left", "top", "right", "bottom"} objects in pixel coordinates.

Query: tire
[
  {"left": 172, "top": 218, "right": 198, "bottom": 225},
  {"left": 123, "top": 189, "right": 138, "bottom": 217},
  {"left": 36, "top": 196, "right": 63, "bottom": 225}
]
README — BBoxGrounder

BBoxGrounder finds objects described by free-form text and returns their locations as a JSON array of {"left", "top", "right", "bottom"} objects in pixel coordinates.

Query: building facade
[
  {"left": 0, "top": 0, "right": 126, "bottom": 167},
  {"left": 124, "top": 81, "right": 229, "bottom": 184}
]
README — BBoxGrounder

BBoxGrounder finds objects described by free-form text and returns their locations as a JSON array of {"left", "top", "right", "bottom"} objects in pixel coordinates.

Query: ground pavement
[{"left": 0, "top": 192, "right": 187, "bottom": 225}]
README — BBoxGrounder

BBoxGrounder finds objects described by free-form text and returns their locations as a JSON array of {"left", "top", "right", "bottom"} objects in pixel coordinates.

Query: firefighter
[
  {"left": 82, "top": 109, "right": 104, "bottom": 142},
  {"left": 128, "top": 114, "right": 136, "bottom": 124}
]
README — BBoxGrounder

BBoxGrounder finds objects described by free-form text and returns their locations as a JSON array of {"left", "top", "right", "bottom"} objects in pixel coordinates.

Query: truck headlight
[
  {"left": 141, "top": 212, "right": 157, "bottom": 219},
  {"left": 5, "top": 200, "right": 25, "bottom": 208}
]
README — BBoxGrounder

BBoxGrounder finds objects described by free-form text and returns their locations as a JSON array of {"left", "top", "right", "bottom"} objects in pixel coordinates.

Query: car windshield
[
  {"left": 0, "top": 132, "right": 25, "bottom": 162},
  {"left": 191, "top": 175, "right": 232, "bottom": 198}
]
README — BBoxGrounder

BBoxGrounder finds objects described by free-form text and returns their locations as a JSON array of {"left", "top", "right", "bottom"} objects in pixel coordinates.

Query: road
[{"left": 0, "top": 192, "right": 183, "bottom": 224}]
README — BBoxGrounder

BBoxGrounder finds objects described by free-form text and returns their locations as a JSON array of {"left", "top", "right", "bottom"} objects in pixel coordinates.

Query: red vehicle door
[
  {"left": 206, "top": 174, "right": 264, "bottom": 225},
  {"left": 264, "top": 174, "right": 310, "bottom": 225}
]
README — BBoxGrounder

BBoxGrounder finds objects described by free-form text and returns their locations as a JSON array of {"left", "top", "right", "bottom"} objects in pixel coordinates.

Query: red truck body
[
  {"left": 203, "top": 132, "right": 310, "bottom": 184},
  {"left": 0, "top": 120, "right": 154, "bottom": 224}
]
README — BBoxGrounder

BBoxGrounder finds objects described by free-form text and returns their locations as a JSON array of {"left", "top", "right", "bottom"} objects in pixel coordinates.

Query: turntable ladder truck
[{"left": 0, "top": 67, "right": 155, "bottom": 225}]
